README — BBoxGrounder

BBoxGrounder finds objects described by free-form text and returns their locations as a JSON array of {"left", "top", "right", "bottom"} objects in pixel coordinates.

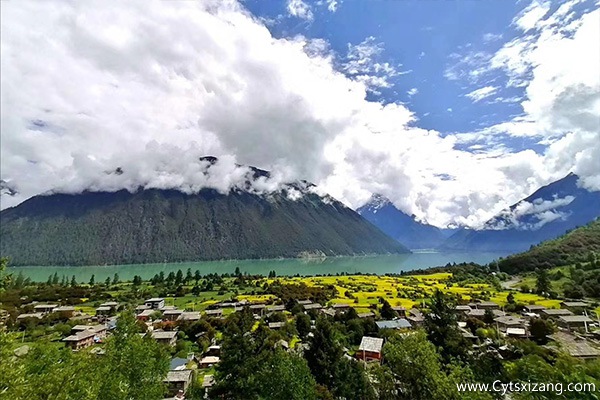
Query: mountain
[
  {"left": 356, "top": 194, "right": 447, "bottom": 249},
  {"left": 0, "top": 167, "right": 409, "bottom": 267},
  {"left": 497, "top": 219, "right": 600, "bottom": 274},
  {"left": 442, "top": 173, "right": 600, "bottom": 253}
]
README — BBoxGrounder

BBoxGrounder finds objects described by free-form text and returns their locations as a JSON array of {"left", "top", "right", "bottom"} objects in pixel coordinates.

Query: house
[
  {"left": 297, "top": 300, "right": 312, "bottom": 305},
  {"left": 164, "top": 369, "right": 193, "bottom": 397},
  {"left": 17, "top": 312, "right": 43, "bottom": 321},
  {"left": 454, "top": 305, "right": 472, "bottom": 316},
  {"left": 96, "top": 306, "right": 112, "bottom": 317},
  {"left": 357, "top": 311, "right": 375, "bottom": 319},
  {"left": 332, "top": 303, "right": 350, "bottom": 312},
  {"left": 202, "top": 375, "right": 215, "bottom": 389},
  {"left": 170, "top": 357, "right": 189, "bottom": 371},
  {"left": 460, "top": 328, "right": 478, "bottom": 341},
  {"left": 137, "top": 309, "right": 155, "bottom": 321},
  {"left": 249, "top": 304, "right": 266, "bottom": 316},
  {"left": 145, "top": 298, "right": 165, "bottom": 310},
  {"left": 63, "top": 325, "right": 106, "bottom": 350},
  {"left": 494, "top": 316, "right": 526, "bottom": 332},
  {"left": 99, "top": 301, "right": 119, "bottom": 310},
  {"left": 523, "top": 305, "right": 546, "bottom": 313},
  {"left": 163, "top": 309, "right": 183, "bottom": 322},
  {"left": 33, "top": 304, "right": 58, "bottom": 314},
  {"left": 468, "top": 301, "right": 499, "bottom": 310},
  {"left": 52, "top": 306, "right": 75, "bottom": 317},
  {"left": 63, "top": 330, "right": 100, "bottom": 350},
  {"left": 204, "top": 309, "right": 223, "bottom": 317},
  {"left": 135, "top": 304, "right": 150, "bottom": 314},
  {"left": 541, "top": 309, "right": 574, "bottom": 319},
  {"left": 391, "top": 306, "right": 406, "bottom": 317},
  {"left": 356, "top": 336, "right": 384, "bottom": 362},
  {"left": 320, "top": 308, "right": 336, "bottom": 317},
  {"left": 179, "top": 312, "right": 201, "bottom": 322},
  {"left": 303, "top": 303, "right": 322, "bottom": 311},
  {"left": 560, "top": 301, "right": 589, "bottom": 313},
  {"left": 151, "top": 330, "right": 178, "bottom": 346},
  {"left": 547, "top": 331, "right": 600, "bottom": 360},
  {"left": 71, "top": 324, "right": 107, "bottom": 337},
  {"left": 266, "top": 305, "right": 286, "bottom": 313},
  {"left": 205, "top": 345, "right": 221, "bottom": 357},
  {"left": 406, "top": 310, "right": 424, "bottom": 327},
  {"left": 506, "top": 328, "right": 528, "bottom": 338},
  {"left": 558, "top": 315, "right": 594, "bottom": 332},
  {"left": 268, "top": 322, "right": 286, "bottom": 330},
  {"left": 199, "top": 356, "right": 220, "bottom": 368},
  {"left": 376, "top": 319, "right": 412, "bottom": 330}
]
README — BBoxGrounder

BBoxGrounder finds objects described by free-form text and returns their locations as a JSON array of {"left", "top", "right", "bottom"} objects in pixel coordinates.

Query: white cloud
[
  {"left": 513, "top": 0, "right": 551, "bottom": 31},
  {"left": 483, "top": 32, "right": 503, "bottom": 43},
  {"left": 287, "top": 0, "right": 313, "bottom": 21},
  {"left": 0, "top": 0, "right": 598, "bottom": 230},
  {"left": 343, "top": 36, "right": 403, "bottom": 92},
  {"left": 486, "top": 195, "right": 575, "bottom": 230},
  {"left": 407, "top": 88, "right": 418, "bottom": 97},
  {"left": 326, "top": 0, "right": 339, "bottom": 12},
  {"left": 465, "top": 85, "right": 499, "bottom": 102}
]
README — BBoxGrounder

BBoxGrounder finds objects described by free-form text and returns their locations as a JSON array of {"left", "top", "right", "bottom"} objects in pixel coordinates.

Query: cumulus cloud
[
  {"left": 287, "top": 0, "right": 313, "bottom": 21},
  {"left": 0, "top": 0, "right": 598, "bottom": 230},
  {"left": 486, "top": 195, "right": 575, "bottom": 230},
  {"left": 342, "top": 36, "right": 405, "bottom": 92},
  {"left": 465, "top": 86, "right": 499, "bottom": 102},
  {"left": 407, "top": 88, "right": 419, "bottom": 97}
]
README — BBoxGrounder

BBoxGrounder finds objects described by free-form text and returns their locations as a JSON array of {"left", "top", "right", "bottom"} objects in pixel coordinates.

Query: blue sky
[
  {"left": 1, "top": 0, "right": 598, "bottom": 227},
  {"left": 244, "top": 0, "right": 593, "bottom": 151}
]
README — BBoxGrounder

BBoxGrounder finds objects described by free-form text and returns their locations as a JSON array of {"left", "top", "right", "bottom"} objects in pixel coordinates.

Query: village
[{"left": 3, "top": 266, "right": 600, "bottom": 399}]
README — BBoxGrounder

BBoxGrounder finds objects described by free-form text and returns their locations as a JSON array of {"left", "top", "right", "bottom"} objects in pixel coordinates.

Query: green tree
[
  {"left": 175, "top": 269, "right": 183, "bottom": 286},
  {"left": 256, "top": 350, "right": 318, "bottom": 400},
  {"left": 185, "top": 268, "right": 193, "bottom": 284},
  {"left": 70, "top": 275, "right": 77, "bottom": 287},
  {"left": 89, "top": 274, "right": 95, "bottom": 286},
  {"left": 132, "top": 275, "right": 142, "bottom": 287},
  {"left": 194, "top": 270, "right": 201, "bottom": 284},
  {"left": 295, "top": 313, "right": 312, "bottom": 339},
  {"left": 98, "top": 312, "right": 169, "bottom": 399},
  {"left": 529, "top": 317, "right": 554, "bottom": 344},
  {"left": 0, "top": 257, "right": 12, "bottom": 291},
  {"left": 380, "top": 298, "right": 397, "bottom": 320},
  {"left": 536, "top": 269, "right": 551, "bottom": 296},
  {"left": 425, "top": 290, "right": 469, "bottom": 362},
  {"left": 507, "top": 292, "right": 515, "bottom": 304},
  {"left": 112, "top": 273, "right": 120, "bottom": 285}
]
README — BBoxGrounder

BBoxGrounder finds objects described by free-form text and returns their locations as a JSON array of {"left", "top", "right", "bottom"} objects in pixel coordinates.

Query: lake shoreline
[{"left": 8, "top": 252, "right": 509, "bottom": 282}]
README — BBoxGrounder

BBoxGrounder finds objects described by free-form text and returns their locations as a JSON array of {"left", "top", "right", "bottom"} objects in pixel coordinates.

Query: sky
[{"left": 1, "top": 0, "right": 599, "bottom": 228}]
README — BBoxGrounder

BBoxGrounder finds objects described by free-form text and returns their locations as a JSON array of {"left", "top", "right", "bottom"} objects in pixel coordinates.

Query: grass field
[{"left": 265, "top": 273, "right": 560, "bottom": 312}]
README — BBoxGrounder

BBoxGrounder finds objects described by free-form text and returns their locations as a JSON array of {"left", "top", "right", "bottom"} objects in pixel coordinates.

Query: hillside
[
  {"left": 357, "top": 194, "right": 448, "bottom": 249},
  {"left": 497, "top": 219, "right": 600, "bottom": 274},
  {"left": 442, "top": 173, "right": 600, "bottom": 253},
  {"left": 0, "top": 187, "right": 409, "bottom": 266}
]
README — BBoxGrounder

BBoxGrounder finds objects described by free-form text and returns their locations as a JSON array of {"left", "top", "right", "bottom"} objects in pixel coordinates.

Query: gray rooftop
[
  {"left": 152, "top": 330, "right": 178, "bottom": 340},
  {"left": 358, "top": 336, "right": 384, "bottom": 353},
  {"left": 268, "top": 322, "right": 286, "bottom": 329},
  {"left": 559, "top": 315, "right": 594, "bottom": 323},
  {"left": 376, "top": 319, "right": 412, "bottom": 330},
  {"left": 164, "top": 369, "right": 192, "bottom": 383}
]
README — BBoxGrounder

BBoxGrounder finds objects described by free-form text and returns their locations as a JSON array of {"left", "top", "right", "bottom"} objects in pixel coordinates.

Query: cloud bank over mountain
[{"left": 1, "top": 0, "right": 598, "bottom": 228}]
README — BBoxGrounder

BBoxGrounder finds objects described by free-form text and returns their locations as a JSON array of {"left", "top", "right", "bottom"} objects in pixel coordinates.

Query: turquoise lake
[{"left": 9, "top": 251, "right": 508, "bottom": 282}]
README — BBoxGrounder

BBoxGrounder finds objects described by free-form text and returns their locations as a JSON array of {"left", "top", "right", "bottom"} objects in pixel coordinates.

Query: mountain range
[
  {"left": 497, "top": 218, "right": 600, "bottom": 274},
  {"left": 357, "top": 194, "right": 451, "bottom": 249},
  {"left": 0, "top": 161, "right": 408, "bottom": 266},
  {"left": 441, "top": 173, "right": 600, "bottom": 253}
]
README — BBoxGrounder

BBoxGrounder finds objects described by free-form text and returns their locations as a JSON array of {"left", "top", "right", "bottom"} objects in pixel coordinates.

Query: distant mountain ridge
[
  {"left": 0, "top": 163, "right": 409, "bottom": 266},
  {"left": 357, "top": 194, "right": 448, "bottom": 249},
  {"left": 441, "top": 173, "right": 600, "bottom": 253},
  {"left": 497, "top": 218, "right": 600, "bottom": 274}
]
